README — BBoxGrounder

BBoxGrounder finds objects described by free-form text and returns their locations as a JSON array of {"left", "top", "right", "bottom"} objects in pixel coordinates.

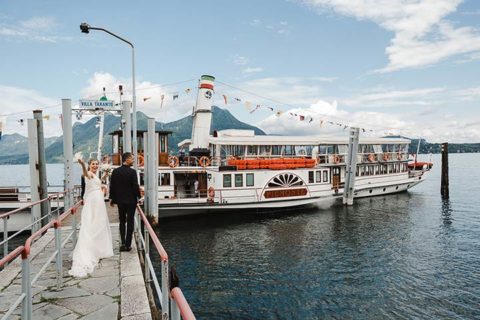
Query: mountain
[{"left": 0, "top": 106, "right": 266, "bottom": 164}]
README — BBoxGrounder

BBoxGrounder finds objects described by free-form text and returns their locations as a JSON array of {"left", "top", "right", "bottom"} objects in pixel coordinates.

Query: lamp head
[{"left": 80, "top": 23, "right": 90, "bottom": 34}]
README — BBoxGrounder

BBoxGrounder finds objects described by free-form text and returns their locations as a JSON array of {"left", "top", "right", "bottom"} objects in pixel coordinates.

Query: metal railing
[
  {"left": 135, "top": 204, "right": 196, "bottom": 319},
  {"left": 0, "top": 189, "right": 81, "bottom": 320}
]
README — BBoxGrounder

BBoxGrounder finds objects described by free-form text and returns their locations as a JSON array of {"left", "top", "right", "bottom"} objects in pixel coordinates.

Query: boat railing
[
  {"left": 0, "top": 191, "right": 82, "bottom": 320},
  {"left": 1, "top": 187, "right": 81, "bottom": 266},
  {"left": 135, "top": 204, "right": 196, "bottom": 319}
]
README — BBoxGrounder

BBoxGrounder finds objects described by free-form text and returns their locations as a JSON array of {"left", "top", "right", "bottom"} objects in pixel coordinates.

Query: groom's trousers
[{"left": 118, "top": 203, "right": 136, "bottom": 247}]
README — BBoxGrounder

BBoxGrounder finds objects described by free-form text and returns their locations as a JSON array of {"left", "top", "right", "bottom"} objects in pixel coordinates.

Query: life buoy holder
[
  {"left": 138, "top": 154, "right": 144, "bottom": 167},
  {"left": 168, "top": 156, "right": 179, "bottom": 168},
  {"left": 198, "top": 156, "right": 210, "bottom": 167},
  {"left": 368, "top": 153, "right": 375, "bottom": 162},
  {"left": 383, "top": 153, "right": 390, "bottom": 161},
  {"left": 333, "top": 155, "right": 341, "bottom": 164},
  {"left": 208, "top": 186, "right": 215, "bottom": 198}
]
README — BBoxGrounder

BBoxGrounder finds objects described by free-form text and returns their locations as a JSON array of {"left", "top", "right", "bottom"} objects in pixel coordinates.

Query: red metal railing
[{"left": 136, "top": 204, "right": 196, "bottom": 319}]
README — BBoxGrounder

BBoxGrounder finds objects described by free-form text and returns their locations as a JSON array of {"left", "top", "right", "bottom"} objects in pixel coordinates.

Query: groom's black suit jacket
[{"left": 109, "top": 165, "right": 141, "bottom": 205}]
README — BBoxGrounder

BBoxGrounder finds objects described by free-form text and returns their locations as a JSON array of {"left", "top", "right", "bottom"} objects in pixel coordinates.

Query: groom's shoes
[{"left": 120, "top": 245, "right": 132, "bottom": 252}]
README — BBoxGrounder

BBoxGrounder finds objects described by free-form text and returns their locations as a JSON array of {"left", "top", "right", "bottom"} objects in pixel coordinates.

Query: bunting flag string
[{"left": 222, "top": 94, "right": 228, "bottom": 105}]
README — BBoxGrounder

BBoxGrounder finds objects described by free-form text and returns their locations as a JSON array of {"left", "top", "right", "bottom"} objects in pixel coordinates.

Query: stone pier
[{"left": 0, "top": 205, "right": 151, "bottom": 319}]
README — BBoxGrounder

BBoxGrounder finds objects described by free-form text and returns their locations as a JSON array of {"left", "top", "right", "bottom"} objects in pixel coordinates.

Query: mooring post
[
  {"left": 33, "top": 110, "right": 50, "bottom": 226},
  {"left": 441, "top": 142, "right": 449, "bottom": 198}
]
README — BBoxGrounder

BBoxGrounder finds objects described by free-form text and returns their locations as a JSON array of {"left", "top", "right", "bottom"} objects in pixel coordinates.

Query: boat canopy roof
[{"left": 209, "top": 129, "right": 410, "bottom": 146}]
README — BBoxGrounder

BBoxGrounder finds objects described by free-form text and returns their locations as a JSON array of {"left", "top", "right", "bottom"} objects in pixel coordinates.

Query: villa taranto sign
[{"left": 79, "top": 99, "right": 115, "bottom": 108}]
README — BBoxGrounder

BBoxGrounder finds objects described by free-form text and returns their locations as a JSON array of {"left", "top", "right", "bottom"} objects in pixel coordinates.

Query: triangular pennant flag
[
  {"left": 275, "top": 111, "right": 283, "bottom": 117},
  {"left": 184, "top": 88, "right": 191, "bottom": 94},
  {"left": 222, "top": 94, "right": 228, "bottom": 105},
  {"left": 160, "top": 94, "right": 165, "bottom": 108},
  {"left": 173, "top": 94, "right": 179, "bottom": 100},
  {"left": 244, "top": 101, "right": 252, "bottom": 110},
  {"left": 267, "top": 106, "right": 273, "bottom": 111},
  {"left": 143, "top": 97, "right": 152, "bottom": 102},
  {"left": 234, "top": 97, "right": 241, "bottom": 102},
  {"left": 43, "top": 115, "right": 50, "bottom": 120},
  {"left": 250, "top": 105, "right": 261, "bottom": 114},
  {"left": 320, "top": 120, "right": 324, "bottom": 127},
  {"left": 299, "top": 115, "right": 305, "bottom": 121},
  {"left": 309, "top": 117, "right": 313, "bottom": 123}
]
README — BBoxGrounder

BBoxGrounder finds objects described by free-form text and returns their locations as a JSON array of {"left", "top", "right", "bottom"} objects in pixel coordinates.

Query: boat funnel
[{"left": 190, "top": 75, "right": 215, "bottom": 152}]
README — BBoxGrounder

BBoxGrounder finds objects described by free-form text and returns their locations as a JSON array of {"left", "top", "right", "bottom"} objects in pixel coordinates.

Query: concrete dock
[{"left": 0, "top": 205, "right": 152, "bottom": 319}]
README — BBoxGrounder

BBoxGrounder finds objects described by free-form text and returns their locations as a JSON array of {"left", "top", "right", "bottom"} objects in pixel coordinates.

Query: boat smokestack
[{"left": 190, "top": 75, "right": 215, "bottom": 153}]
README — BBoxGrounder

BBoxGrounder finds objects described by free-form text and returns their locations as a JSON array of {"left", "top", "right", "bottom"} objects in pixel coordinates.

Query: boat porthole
[
  {"left": 383, "top": 188, "right": 386, "bottom": 192},
  {"left": 419, "top": 177, "right": 422, "bottom": 180},
  {"left": 396, "top": 186, "right": 399, "bottom": 190},
  {"left": 407, "top": 184, "right": 410, "bottom": 188},
  {"left": 369, "top": 189, "right": 372, "bottom": 194}
]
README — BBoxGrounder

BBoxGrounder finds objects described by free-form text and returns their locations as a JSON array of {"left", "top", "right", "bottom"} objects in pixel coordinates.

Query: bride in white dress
[{"left": 69, "top": 158, "right": 114, "bottom": 277}]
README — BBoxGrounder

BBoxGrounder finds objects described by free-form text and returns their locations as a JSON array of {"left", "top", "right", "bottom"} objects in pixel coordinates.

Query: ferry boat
[{"left": 109, "top": 75, "right": 431, "bottom": 217}]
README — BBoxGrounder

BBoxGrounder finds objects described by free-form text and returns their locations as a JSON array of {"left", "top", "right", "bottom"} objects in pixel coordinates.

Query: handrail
[
  {"left": 0, "top": 245, "right": 24, "bottom": 268},
  {"left": 136, "top": 205, "right": 168, "bottom": 261},
  {"left": 171, "top": 287, "right": 196, "bottom": 320},
  {"left": 0, "top": 197, "right": 49, "bottom": 220}
]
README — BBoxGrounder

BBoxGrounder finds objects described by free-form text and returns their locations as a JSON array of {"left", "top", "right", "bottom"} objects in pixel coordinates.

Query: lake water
[
  {"left": 1, "top": 155, "right": 479, "bottom": 319},
  {"left": 154, "top": 153, "right": 480, "bottom": 319}
]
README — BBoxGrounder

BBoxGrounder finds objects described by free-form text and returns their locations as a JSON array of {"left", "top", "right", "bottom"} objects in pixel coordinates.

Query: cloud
[
  {"left": 249, "top": 18, "right": 291, "bottom": 35},
  {"left": 232, "top": 54, "right": 249, "bottom": 65},
  {"left": 299, "top": 0, "right": 480, "bottom": 72},
  {"left": 0, "top": 16, "right": 68, "bottom": 43},
  {"left": 256, "top": 97, "right": 480, "bottom": 142},
  {"left": 242, "top": 67, "right": 264, "bottom": 74},
  {"left": 80, "top": 72, "right": 196, "bottom": 123},
  {"left": 0, "top": 85, "right": 59, "bottom": 137},
  {"left": 341, "top": 87, "right": 445, "bottom": 108}
]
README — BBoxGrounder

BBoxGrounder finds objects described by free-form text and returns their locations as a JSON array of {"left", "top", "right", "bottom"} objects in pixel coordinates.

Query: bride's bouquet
[
  {"left": 73, "top": 152, "right": 84, "bottom": 163},
  {"left": 100, "top": 163, "right": 113, "bottom": 176}
]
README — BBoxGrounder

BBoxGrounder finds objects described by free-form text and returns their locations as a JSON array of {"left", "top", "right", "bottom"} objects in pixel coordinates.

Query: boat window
[
  {"left": 295, "top": 146, "right": 308, "bottom": 157},
  {"left": 373, "top": 145, "right": 383, "bottom": 153},
  {"left": 223, "top": 174, "right": 232, "bottom": 188},
  {"left": 323, "top": 170, "right": 329, "bottom": 182},
  {"left": 369, "top": 166, "right": 374, "bottom": 175},
  {"left": 246, "top": 173, "right": 254, "bottom": 186},
  {"left": 159, "top": 173, "right": 170, "bottom": 186},
  {"left": 316, "top": 171, "right": 321, "bottom": 183},
  {"left": 247, "top": 145, "right": 258, "bottom": 155},
  {"left": 388, "top": 164, "right": 394, "bottom": 173},
  {"left": 271, "top": 145, "right": 282, "bottom": 156},
  {"left": 284, "top": 145, "right": 294, "bottom": 156},
  {"left": 308, "top": 171, "right": 314, "bottom": 183},
  {"left": 337, "top": 145, "right": 348, "bottom": 155},
  {"left": 259, "top": 145, "right": 271, "bottom": 156},
  {"left": 375, "top": 165, "right": 379, "bottom": 175},
  {"left": 235, "top": 174, "right": 243, "bottom": 187}
]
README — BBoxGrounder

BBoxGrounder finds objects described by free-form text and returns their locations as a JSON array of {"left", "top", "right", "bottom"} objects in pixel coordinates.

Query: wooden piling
[{"left": 441, "top": 142, "right": 449, "bottom": 198}]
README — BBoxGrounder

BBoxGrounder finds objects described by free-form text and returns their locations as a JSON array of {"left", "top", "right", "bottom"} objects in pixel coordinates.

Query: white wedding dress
[{"left": 69, "top": 173, "right": 114, "bottom": 277}]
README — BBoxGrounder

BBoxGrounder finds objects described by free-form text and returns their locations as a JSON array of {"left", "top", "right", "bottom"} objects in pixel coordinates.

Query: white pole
[
  {"left": 27, "top": 119, "right": 41, "bottom": 233},
  {"left": 122, "top": 101, "right": 132, "bottom": 154},
  {"left": 97, "top": 114, "right": 104, "bottom": 161},
  {"left": 132, "top": 47, "right": 138, "bottom": 172},
  {"left": 62, "top": 99, "right": 74, "bottom": 210}
]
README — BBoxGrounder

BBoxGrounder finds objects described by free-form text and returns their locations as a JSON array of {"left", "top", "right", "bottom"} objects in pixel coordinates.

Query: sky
[{"left": 1, "top": 0, "right": 480, "bottom": 143}]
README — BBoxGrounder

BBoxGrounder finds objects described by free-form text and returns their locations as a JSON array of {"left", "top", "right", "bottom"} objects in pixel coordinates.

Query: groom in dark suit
[{"left": 109, "top": 152, "right": 141, "bottom": 251}]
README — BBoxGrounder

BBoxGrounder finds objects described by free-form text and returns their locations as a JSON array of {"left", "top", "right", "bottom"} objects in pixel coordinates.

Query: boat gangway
[{"left": 0, "top": 190, "right": 196, "bottom": 319}]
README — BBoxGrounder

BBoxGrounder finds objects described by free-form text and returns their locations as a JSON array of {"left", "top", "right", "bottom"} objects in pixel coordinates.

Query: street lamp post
[{"left": 80, "top": 22, "right": 138, "bottom": 171}]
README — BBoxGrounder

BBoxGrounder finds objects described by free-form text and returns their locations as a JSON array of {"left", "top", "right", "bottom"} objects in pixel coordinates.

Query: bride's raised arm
[{"left": 78, "top": 158, "right": 90, "bottom": 179}]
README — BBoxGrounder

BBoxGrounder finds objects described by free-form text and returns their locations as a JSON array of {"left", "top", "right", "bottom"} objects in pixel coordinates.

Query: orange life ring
[
  {"left": 138, "top": 154, "right": 144, "bottom": 167},
  {"left": 198, "top": 156, "right": 210, "bottom": 167},
  {"left": 168, "top": 156, "right": 179, "bottom": 168},
  {"left": 208, "top": 186, "right": 215, "bottom": 198},
  {"left": 368, "top": 153, "right": 375, "bottom": 162},
  {"left": 333, "top": 155, "right": 340, "bottom": 164},
  {"left": 383, "top": 153, "right": 390, "bottom": 161}
]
